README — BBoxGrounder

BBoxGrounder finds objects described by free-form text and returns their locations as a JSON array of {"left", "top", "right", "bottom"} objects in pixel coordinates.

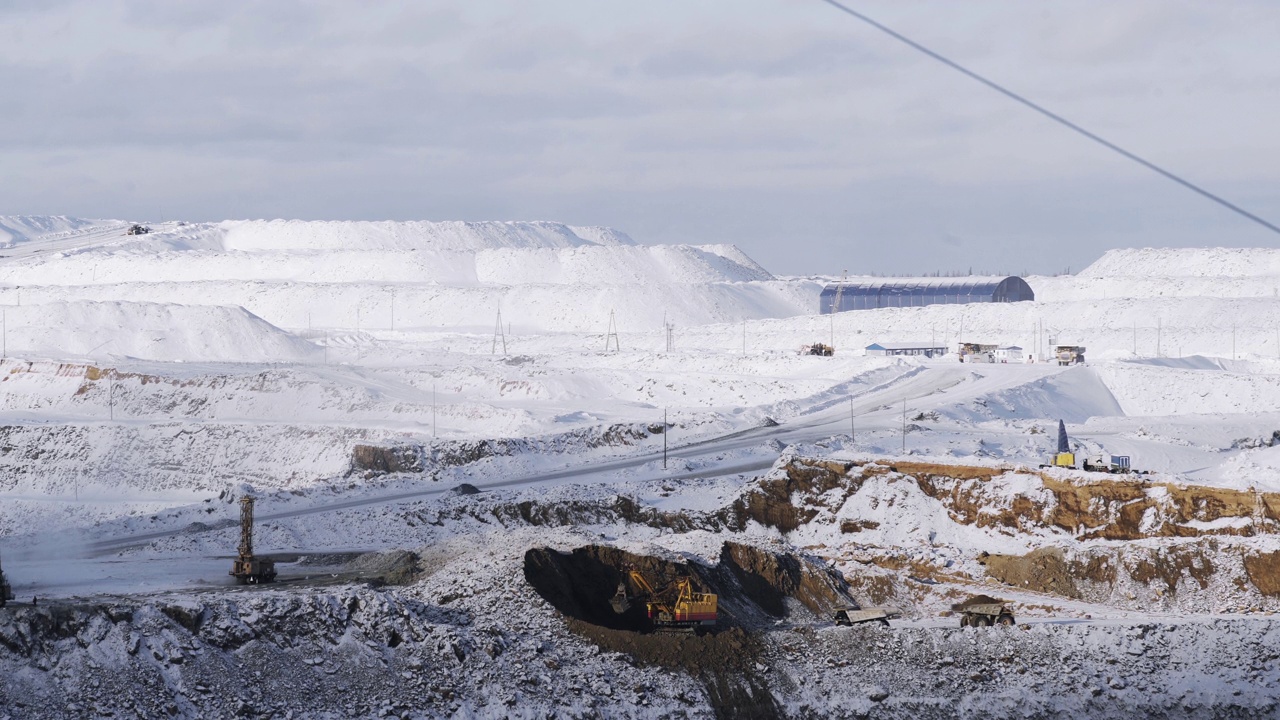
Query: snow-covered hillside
[
  {"left": 3, "top": 218, "right": 1280, "bottom": 719},
  {"left": 0, "top": 218, "right": 801, "bottom": 333}
]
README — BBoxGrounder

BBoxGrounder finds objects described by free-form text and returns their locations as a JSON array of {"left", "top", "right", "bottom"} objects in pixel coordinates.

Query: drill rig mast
[{"left": 229, "top": 495, "right": 276, "bottom": 585}]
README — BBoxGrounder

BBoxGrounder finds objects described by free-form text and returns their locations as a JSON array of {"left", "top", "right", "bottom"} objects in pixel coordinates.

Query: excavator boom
[{"left": 609, "top": 564, "right": 717, "bottom": 632}]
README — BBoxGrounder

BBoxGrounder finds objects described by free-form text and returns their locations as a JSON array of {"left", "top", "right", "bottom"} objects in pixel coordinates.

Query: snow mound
[
  {"left": 5, "top": 301, "right": 319, "bottom": 363},
  {"left": 1094, "top": 361, "right": 1280, "bottom": 416},
  {"left": 1080, "top": 247, "right": 1280, "bottom": 278},
  {"left": 0, "top": 215, "right": 115, "bottom": 247},
  {"left": 940, "top": 366, "right": 1125, "bottom": 424},
  {"left": 215, "top": 219, "right": 638, "bottom": 253}
]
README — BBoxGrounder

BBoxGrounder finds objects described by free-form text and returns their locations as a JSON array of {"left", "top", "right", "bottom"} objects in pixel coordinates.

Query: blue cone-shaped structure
[{"left": 1056, "top": 420, "right": 1070, "bottom": 454}]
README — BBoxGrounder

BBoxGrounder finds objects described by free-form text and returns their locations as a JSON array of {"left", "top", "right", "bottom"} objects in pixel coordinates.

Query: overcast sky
[{"left": 3, "top": 1, "right": 1279, "bottom": 275}]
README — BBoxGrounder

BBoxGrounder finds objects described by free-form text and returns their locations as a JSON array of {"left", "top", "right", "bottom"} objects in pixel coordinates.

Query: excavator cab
[{"left": 610, "top": 563, "right": 717, "bottom": 632}]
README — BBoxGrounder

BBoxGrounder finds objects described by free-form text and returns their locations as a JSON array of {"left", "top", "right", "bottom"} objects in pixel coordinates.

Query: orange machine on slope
[{"left": 610, "top": 564, "right": 717, "bottom": 633}]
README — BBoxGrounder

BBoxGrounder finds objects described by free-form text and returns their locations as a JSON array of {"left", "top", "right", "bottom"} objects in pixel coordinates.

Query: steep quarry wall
[{"left": 734, "top": 457, "right": 1280, "bottom": 613}]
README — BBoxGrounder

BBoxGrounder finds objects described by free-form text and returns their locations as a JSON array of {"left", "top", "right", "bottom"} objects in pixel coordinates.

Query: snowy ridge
[
  {"left": 1079, "top": 247, "right": 1280, "bottom": 278},
  {"left": 215, "top": 219, "right": 638, "bottom": 253},
  {"left": 1, "top": 301, "right": 319, "bottom": 363},
  {"left": 0, "top": 215, "right": 118, "bottom": 247},
  {"left": 0, "top": 217, "right": 790, "bottom": 332}
]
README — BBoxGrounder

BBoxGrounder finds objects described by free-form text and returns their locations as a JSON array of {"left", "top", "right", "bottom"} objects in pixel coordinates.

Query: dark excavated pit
[
  {"left": 523, "top": 540, "right": 857, "bottom": 633},
  {"left": 523, "top": 541, "right": 860, "bottom": 720}
]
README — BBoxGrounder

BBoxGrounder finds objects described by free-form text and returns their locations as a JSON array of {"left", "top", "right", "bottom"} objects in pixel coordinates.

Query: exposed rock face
[
  {"left": 350, "top": 444, "right": 424, "bottom": 476},
  {"left": 522, "top": 542, "right": 858, "bottom": 720},
  {"left": 730, "top": 457, "right": 1280, "bottom": 612},
  {"left": 1243, "top": 552, "right": 1280, "bottom": 596},
  {"left": 522, "top": 542, "right": 858, "bottom": 633},
  {"left": 736, "top": 458, "right": 1280, "bottom": 541}
]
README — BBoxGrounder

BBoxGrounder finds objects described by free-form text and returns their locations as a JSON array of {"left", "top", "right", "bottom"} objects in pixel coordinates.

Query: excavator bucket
[{"left": 609, "top": 582, "right": 632, "bottom": 614}]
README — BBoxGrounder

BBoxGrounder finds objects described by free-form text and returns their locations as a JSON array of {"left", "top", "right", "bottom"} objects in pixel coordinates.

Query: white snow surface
[{"left": 3, "top": 219, "right": 1280, "bottom": 717}]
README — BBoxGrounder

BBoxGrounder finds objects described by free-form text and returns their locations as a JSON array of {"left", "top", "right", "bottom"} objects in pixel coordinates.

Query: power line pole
[
  {"left": 492, "top": 308, "right": 507, "bottom": 355},
  {"left": 604, "top": 310, "right": 620, "bottom": 352},
  {"left": 663, "top": 410, "right": 669, "bottom": 469},
  {"left": 901, "top": 394, "right": 911, "bottom": 450},
  {"left": 849, "top": 396, "right": 855, "bottom": 442}
]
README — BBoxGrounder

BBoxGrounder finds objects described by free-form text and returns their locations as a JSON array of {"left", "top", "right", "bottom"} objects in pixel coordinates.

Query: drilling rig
[
  {"left": 229, "top": 496, "right": 276, "bottom": 585},
  {"left": 0, "top": 549, "right": 13, "bottom": 607}
]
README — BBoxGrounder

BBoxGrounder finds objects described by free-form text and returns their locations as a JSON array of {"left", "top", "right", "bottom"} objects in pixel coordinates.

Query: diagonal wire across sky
[{"left": 819, "top": 0, "right": 1280, "bottom": 236}]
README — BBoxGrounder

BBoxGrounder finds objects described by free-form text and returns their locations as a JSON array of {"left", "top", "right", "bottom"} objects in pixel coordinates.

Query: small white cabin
[
  {"left": 865, "top": 342, "right": 949, "bottom": 359},
  {"left": 994, "top": 345, "right": 1024, "bottom": 363}
]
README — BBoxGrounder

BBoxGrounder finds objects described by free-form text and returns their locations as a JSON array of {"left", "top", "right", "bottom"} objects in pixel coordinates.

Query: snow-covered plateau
[{"left": 2, "top": 216, "right": 1280, "bottom": 719}]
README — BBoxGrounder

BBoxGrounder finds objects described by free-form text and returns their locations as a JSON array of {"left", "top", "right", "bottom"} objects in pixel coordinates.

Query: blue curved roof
[{"left": 819, "top": 276, "right": 1033, "bottom": 312}]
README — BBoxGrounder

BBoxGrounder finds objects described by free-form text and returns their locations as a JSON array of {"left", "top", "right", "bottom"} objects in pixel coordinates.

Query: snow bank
[
  {"left": 1081, "top": 247, "right": 1280, "bottom": 278},
  {"left": 2, "top": 301, "right": 319, "bottom": 363},
  {"left": 216, "top": 219, "right": 637, "bottom": 253},
  {"left": 1094, "top": 361, "right": 1280, "bottom": 416},
  {"left": 0, "top": 215, "right": 116, "bottom": 247}
]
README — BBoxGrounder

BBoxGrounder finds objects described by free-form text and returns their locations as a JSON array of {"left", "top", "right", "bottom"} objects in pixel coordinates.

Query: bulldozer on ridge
[{"left": 610, "top": 563, "right": 717, "bottom": 633}]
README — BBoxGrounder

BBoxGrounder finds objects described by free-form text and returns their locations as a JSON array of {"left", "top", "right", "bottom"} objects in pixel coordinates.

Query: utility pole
[
  {"left": 108, "top": 373, "right": 114, "bottom": 422},
  {"left": 663, "top": 411, "right": 669, "bottom": 469},
  {"left": 901, "top": 394, "right": 911, "bottom": 450},
  {"left": 2, "top": 307, "right": 5, "bottom": 358},
  {"left": 742, "top": 319, "right": 746, "bottom": 355},
  {"left": 849, "top": 396, "right": 855, "bottom": 442},
  {"left": 604, "top": 310, "right": 620, "bottom": 352},
  {"left": 390, "top": 287, "right": 396, "bottom": 331},
  {"left": 493, "top": 308, "right": 507, "bottom": 355}
]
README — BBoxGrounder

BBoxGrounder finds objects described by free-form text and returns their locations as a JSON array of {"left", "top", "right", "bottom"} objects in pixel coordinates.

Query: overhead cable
[{"left": 818, "top": 0, "right": 1280, "bottom": 236}]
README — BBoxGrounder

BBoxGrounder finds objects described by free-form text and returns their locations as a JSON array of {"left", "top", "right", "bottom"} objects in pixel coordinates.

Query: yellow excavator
[{"left": 610, "top": 563, "right": 717, "bottom": 633}]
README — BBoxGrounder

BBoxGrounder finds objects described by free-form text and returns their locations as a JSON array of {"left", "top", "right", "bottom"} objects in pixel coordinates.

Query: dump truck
[
  {"left": 126, "top": 224, "right": 151, "bottom": 236},
  {"left": 1053, "top": 345, "right": 1085, "bottom": 366},
  {"left": 229, "top": 496, "right": 276, "bottom": 585},
  {"left": 952, "top": 595, "right": 1015, "bottom": 627},
  {"left": 833, "top": 606, "right": 901, "bottom": 627},
  {"left": 804, "top": 343, "right": 834, "bottom": 357},
  {"left": 610, "top": 564, "right": 717, "bottom": 633}
]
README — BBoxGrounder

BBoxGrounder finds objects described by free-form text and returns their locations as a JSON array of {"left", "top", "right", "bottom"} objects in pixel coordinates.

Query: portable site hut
[
  {"left": 865, "top": 342, "right": 949, "bottom": 359},
  {"left": 994, "top": 345, "right": 1024, "bottom": 363}
]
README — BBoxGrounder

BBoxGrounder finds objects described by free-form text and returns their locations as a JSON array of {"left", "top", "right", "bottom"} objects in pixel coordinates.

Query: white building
[
  {"left": 865, "top": 342, "right": 949, "bottom": 359},
  {"left": 994, "top": 345, "right": 1025, "bottom": 363}
]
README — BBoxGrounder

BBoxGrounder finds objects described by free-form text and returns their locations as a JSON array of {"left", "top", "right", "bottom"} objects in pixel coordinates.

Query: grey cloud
[{"left": 2, "top": 0, "right": 1279, "bottom": 276}]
